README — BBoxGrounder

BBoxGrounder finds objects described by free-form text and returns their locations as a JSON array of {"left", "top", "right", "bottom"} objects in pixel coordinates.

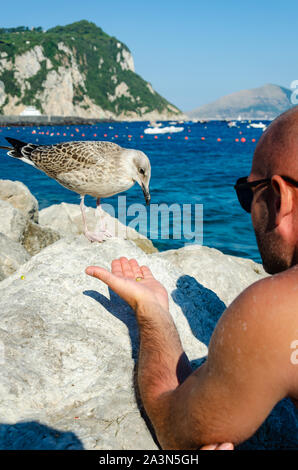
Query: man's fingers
[
  {"left": 129, "top": 259, "right": 143, "bottom": 279},
  {"left": 216, "top": 443, "right": 234, "bottom": 450},
  {"left": 120, "top": 257, "right": 134, "bottom": 279},
  {"left": 85, "top": 266, "right": 120, "bottom": 291},
  {"left": 111, "top": 259, "right": 123, "bottom": 277},
  {"left": 140, "top": 265, "right": 154, "bottom": 279},
  {"left": 200, "top": 442, "right": 234, "bottom": 450},
  {"left": 200, "top": 444, "right": 217, "bottom": 450}
]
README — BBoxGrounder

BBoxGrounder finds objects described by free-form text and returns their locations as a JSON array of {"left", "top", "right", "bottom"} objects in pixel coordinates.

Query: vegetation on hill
[{"left": 0, "top": 20, "right": 180, "bottom": 117}]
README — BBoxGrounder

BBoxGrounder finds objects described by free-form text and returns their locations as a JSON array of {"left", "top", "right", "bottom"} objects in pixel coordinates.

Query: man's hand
[{"left": 86, "top": 257, "right": 169, "bottom": 312}]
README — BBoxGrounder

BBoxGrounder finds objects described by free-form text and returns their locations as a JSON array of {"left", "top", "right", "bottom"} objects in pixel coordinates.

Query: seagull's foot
[{"left": 84, "top": 229, "right": 113, "bottom": 243}]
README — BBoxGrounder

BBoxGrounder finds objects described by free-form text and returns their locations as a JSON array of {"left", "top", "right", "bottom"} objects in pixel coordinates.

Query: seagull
[{"left": 0, "top": 137, "right": 151, "bottom": 242}]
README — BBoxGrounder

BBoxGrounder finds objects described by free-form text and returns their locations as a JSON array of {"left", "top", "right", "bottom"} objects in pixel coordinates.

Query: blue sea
[{"left": 0, "top": 120, "right": 267, "bottom": 263}]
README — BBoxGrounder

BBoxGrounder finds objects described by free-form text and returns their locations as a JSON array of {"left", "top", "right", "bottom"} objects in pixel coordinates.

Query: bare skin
[{"left": 86, "top": 108, "right": 298, "bottom": 450}]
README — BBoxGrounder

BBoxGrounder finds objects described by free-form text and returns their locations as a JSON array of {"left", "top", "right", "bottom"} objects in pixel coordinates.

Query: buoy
[
  {"left": 104, "top": 133, "right": 107, "bottom": 137},
  {"left": 235, "top": 138, "right": 239, "bottom": 142},
  {"left": 185, "top": 136, "right": 189, "bottom": 140},
  {"left": 217, "top": 138, "right": 221, "bottom": 142},
  {"left": 93, "top": 133, "right": 97, "bottom": 137},
  {"left": 115, "top": 134, "right": 118, "bottom": 138},
  {"left": 201, "top": 137, "right": 205, "bottom": 140},
  {"left": 82, "top": 133, "right": 85, "bottom": 137},
  {"left": 167, "top": 136, "right": 171, "bottom": 139},
  {"left": 241, "top": 137, "right": 246, "bottom": 142},
  {"left": 140, "top": 135, "right": 144, "bottom": 138},
  {"left": 252, "top": 138, "right": 256, "bottom": 142},
  {"left": 154, "top": 136, "right": 158, "bottom": 139},
  {"left": 128, "top": 135, "right": 132, "bottom": 138}
]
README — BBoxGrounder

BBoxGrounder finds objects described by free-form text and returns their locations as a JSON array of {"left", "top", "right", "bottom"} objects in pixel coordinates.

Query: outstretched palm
[{"left": 86, "top": 257, "right": 169, "bottom": 312}]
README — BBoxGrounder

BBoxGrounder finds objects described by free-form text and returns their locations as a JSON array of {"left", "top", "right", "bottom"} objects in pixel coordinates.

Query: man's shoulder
[
  {"left": 239, "top": 264, "right": 298, "bottom": 320},
  {"left": 222, "top": 265, "right": 298, "bottom": 368}
]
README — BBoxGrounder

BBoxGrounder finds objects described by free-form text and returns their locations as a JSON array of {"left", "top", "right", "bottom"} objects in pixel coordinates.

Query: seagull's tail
[{"left": 0, "top": 137, "right": 38, "bottom": 166}]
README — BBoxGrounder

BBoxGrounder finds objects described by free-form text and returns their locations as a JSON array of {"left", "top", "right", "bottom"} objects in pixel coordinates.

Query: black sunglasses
[{"left": 234, "top": 175, "right": 298, "bottom": 213}]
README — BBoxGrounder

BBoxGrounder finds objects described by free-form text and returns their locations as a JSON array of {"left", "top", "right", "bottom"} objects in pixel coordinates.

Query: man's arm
[{"left": 86, "top": 258, "right": 296, "bottom": 449}]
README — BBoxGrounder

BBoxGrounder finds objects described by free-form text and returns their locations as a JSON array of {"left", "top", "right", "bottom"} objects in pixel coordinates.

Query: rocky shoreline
[
  {"left": 0, "top": 116, "right": 116, "bottom": 127},
  {"left": 0, "top": 179, "right": 297, "bottom": 449}
]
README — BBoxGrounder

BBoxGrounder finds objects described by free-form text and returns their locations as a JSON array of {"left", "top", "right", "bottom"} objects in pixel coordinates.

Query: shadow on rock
[
  {"left": 83, "top": 288, "right": 139, "bottom": 360},
  {"left": 171, "top": 275, "right": 226, "bottom": 368},
  {"left": 0, "top": 421, "right": 84, "bottom": 450}
]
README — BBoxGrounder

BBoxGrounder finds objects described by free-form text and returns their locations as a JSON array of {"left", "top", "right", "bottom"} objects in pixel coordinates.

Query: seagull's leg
[
  {"left": 94, "top": 198, "right": 112, "bottom": 239},
  {"left": 80, "top": 195, "right": 107, "bottom": 242}
]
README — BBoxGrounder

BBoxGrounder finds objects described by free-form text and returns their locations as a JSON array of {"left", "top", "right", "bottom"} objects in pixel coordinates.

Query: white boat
[
  {"left": 144, "top": 125, "right": 184, "bottom": 134},
  {"left": 227, "top": 121, "right": 237, "bottom": 127},
  {"left": 250, "top": 122, "right": 267, "bottom": 129}
]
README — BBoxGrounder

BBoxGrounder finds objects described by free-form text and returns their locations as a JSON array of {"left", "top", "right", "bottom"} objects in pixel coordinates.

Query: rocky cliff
[
  {"left": 0, "top": 21, "right": 182, "bottom": 121},
  {"left": 0, "top": 180, "right": 297, "bottom": 450}
]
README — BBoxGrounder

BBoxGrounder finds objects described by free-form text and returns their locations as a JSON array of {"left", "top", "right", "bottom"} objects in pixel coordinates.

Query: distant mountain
[
  {"left": 187, "top": 84, "right": 293, "bottom": 120},
  {"left": 0, "top": 20, "right": 182, "bottom": 120}
]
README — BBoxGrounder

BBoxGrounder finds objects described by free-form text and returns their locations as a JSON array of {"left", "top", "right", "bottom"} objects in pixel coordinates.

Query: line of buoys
[{"left": 26, "top": 129, "right": 259, "bottom": 144}]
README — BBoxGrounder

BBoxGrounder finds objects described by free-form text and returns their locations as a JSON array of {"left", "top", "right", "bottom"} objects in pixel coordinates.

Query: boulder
[
  {"left": 0, "top": 199, "right": 27, "bottom": 243},
  {"left": 0, "top": 236, "right": 296, "bottom": 450},
  {"left": 0, "top": 236, "right": 210, "bottom": 449},
  {"left": 39, "top": 202, "right": 158, "bottom": 254},
  {"left": 0, "top": 232, "right": 31, "bottom": 281},
  {"left": 0, "top": 179, "right": 38, "bottom": 222},
  {"left": 156, "top": 244, "right": 267, "bottom": 306},
  {"left": 21, "top": 221, "right": 61, "bottom": 256}
]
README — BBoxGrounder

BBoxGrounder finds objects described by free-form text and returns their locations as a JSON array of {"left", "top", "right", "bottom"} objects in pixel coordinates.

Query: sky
[{"left": 0, "top": 0, "right": 297, "bottom": 111}]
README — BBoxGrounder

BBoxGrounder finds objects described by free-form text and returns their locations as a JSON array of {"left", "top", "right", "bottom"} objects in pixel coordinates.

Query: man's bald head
[
  {"left": 251, "top": 106, "right": 298, "bottom": 178},
  {"left": 248, "top": 106, "right": 298, "bottom": 274}
]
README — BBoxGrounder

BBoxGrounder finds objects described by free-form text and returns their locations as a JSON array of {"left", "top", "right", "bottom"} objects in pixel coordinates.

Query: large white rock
[
  {"left": 0, "top": 199, "right": 27, "bottom": 242},
  {"left": 0, "top": 236, "right": 296, "bottom": 450},
  {"left": 0, "top": 179, "right": 39, "bottom": 223},
  {"left": 0, "top": 236, "right": 216, "bottom": 449},
  {"left": 156, "top": 244, "right": 267, "bottom": 306},
  {"left": 0, "top": 233, "right": 30, "bottom": 281}
]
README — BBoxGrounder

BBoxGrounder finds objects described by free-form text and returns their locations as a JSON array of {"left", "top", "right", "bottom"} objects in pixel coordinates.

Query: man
[{"left": 86, "top": 107, "right": 298, "bottom": 449}]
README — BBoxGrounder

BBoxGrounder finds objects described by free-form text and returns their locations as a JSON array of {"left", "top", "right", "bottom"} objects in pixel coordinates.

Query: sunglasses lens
[{"left": 235, "top": 186, "right": 253, "bottom": 213}]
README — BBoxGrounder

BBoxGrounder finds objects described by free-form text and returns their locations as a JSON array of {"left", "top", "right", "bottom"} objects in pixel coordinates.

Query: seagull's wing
[{"left": 24, "top": 141, "right": 124, "bottom": 178}]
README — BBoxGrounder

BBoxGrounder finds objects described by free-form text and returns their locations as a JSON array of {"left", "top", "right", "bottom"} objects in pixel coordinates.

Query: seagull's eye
[{"left": 139, "top": 168, "right": 145, "bottom": 175}]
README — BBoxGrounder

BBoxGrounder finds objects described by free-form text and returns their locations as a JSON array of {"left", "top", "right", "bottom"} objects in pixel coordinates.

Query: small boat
[
  {"left": 144, "top": 125, "right": 184, "bottom": 134},
  {"left": 249, "top": 122, "right": 267, "bottom": 129},
  {"left": 227, "top": 121, "right": 237, "bottom": 127}
]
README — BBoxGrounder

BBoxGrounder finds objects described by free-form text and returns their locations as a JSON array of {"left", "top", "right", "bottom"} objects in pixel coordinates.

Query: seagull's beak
[{"left": 142, "top": 184, "right": 151, "bottom": 205}]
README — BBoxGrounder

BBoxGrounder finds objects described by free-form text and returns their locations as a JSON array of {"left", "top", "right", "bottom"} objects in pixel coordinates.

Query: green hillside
[{"left": 0, "top": 20, "right": 181, "bottom": 117}]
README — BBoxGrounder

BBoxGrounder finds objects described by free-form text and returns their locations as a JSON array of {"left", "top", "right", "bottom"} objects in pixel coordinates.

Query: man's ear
[{"left": 271, "top": 175, "right": 294, "bottom": 226}]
